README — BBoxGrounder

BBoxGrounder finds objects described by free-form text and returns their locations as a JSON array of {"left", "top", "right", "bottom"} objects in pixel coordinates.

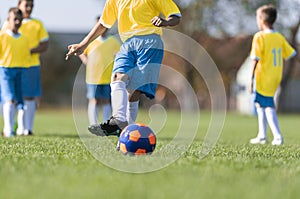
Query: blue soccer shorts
[
  {"left": 86, "top": 84, "right": 111, "bottom": 100},
  {"left": 0, "top": 67, "right": 25, "bottom": 109},
  {"left": 254, "top": 92, "right": 275, "bottom": 108},
  {"left": 22, "top": 66, "right": 42, "bottom": 97},
  {"left": 113, "top": 34, "right": 164, "bottom": 99}
]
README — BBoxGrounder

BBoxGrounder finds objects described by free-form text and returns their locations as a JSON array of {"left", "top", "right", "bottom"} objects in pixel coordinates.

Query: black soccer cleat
[{"left": 88, "top": 117, "right": 128, "bottom": 137}]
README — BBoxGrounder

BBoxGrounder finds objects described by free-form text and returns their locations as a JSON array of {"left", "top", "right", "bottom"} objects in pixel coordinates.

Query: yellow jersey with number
[
  {"left": 250, "top": 30, "right": 296, "bottom": 96},
  {"left": 2, "top": 18, "right": 49, "bottom": 67},
  {"left": 0, "top": 31, "right": 30, "bottom": 68},
  {"left": 84, "top": 36, "right": 120, "bottom": 84},
  {"left": 100, "top": 0, "right": 181, "bottom": 42}
]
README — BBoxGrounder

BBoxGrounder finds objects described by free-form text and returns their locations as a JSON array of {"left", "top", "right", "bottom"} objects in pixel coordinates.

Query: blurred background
[{"left": 1, "top": 0, "right": 299, "bottom": 113}]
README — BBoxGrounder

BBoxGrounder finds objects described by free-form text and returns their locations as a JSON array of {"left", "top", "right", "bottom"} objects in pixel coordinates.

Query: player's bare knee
[
  {"left": 111, "top": 72, "right": 128, "bottom": 82},
  {"left": 89, "top": 98, "right": 97, "bottom": 105}
]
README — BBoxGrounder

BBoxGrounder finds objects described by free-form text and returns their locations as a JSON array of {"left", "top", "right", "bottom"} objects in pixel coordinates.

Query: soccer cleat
[
  {"left": 271, "top": 138, "right": 283, "bottom": 146},
  {"left": 88, "top": 117, "right": 128, "bottom": 137},
  {"left": 24, "top": 130, "right": 34, "bottom": 136},
  {"left": 16, "top": 129, "right": 24, "bottom": 136},
  {"left": 2, "top": 131, "right": 14, "bottom": 138},
  {"left": 250, "top": 137, "right": 267, "bottom": 145}
]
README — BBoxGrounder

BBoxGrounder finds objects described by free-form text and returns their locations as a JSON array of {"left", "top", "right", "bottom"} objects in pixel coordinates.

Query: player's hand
[
  {"left": 151, "top": 16, "right": 167, "bottom": 27},
  {"left": 65, "top": 44, "right": 84, "bottom": 60}
]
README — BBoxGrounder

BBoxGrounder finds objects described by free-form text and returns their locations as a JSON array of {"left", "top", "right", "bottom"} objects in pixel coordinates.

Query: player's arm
[
  {"left": 30, "top": 40, "right": 49, "bottom": 54},
  {"left": 66, "top": 22, "right": 107, "bottom": 60},
  {"left": 249, "top": 59, "right": 258, "bottom": 94},
  {"left": 151, "top": 15, "right": 181, "bottom": 27}
]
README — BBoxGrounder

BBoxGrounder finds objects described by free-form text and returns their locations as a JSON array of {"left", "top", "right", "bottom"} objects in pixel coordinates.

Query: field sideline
[{"left": 0, "top": 109, "right": 300, "bottom": 199}]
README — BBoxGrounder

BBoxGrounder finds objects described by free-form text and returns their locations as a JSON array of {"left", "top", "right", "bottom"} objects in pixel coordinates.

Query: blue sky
[{"left": 0, "top": 0, "right": 105, "bottom": 33}]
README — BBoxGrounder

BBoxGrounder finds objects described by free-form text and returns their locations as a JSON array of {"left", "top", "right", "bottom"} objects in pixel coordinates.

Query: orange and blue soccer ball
[{"left": 119, "top": 123, "right": 156, "bottom": 155}]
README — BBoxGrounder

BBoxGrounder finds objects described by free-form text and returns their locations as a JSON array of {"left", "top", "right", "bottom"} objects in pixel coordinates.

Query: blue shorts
[
  {"left": 22, "top": 66, "right": 42, "bottom": 97},
  {"left": 254, "top": 92, "right": 275, "bottom": 108},
  {"left": 113, "top": 34, "right": 164, "bottom": 99},
  {"left": 86, "top": 84, "right": 111, "bottom": 100},
  {"left": 0, "top": 67, "right": 25, "bottom": 109}
]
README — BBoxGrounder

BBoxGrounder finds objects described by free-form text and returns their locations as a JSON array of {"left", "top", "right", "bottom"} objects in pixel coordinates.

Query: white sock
[
  {"left": 3, "top": 102, "right": 16, "bottom": 135},
  {"left": 16, "top": 109, "right": 25, "bottom": 135},
  {"left": 265, "top": 107, "right": 282, "bottom": 140},
  {"left": 102, "top": 103, "right": 111, "bottom": 122},
  {"left": 88, "top": 100, "right": 98, "bottom": 125},
  {"left": 24, "top": 100, "right": 36, "bottom": 131},
  {"left": 110, "top": 81, "right": 127, "bottom": 122},
  {"left": 127, "top": 101, "right": 139, "bottom": 124},
  {"left": 256, "top": 107, "right": 267, "bottom": 139}
]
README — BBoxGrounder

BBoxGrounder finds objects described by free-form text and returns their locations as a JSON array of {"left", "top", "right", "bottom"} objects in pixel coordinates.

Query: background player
[
  {"left": 2, "top": 0, "right": 49, "bottom": 135},
  {"left": 0, "top": 8, "right": 30, "bottom": 137},
  {"left": 249, "top": 4, "right": 296, "bottom": 145},
  {"left": 79, "top": 16, "right": 120, "bottom": 125}
]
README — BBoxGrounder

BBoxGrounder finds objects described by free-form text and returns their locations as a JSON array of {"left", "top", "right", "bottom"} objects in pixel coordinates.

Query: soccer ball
[{"left": 118, "top": 123, "right": 156, "bottom": 155}]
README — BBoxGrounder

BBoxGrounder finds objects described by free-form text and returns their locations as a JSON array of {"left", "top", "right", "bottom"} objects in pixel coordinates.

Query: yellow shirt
[
  {"left": 100, "top": 0, "right": 181, "bottom": 42},
  {"left": 2, "top": 18, "right": 49, "bottom": 67},
  {"left": 250, "top": 30, "right": 296, "bottom": 96},
  {"left": 0, "top": 31, "right": 30, "bottom": 68},
  {"left": 84, "top": 36, "right": 120, "bottom": 84}
]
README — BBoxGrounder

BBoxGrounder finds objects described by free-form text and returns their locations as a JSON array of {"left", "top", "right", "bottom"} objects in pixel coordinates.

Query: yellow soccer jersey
[
  {"left": 84, "top": 36, "right": 121, "bottom": 84},
  {"left": 0, "top": 31, "right": 30, "bottom": 68},
  {"left": 2, "top": 18, "right": 49, "bottom": 67},
  {"left": 250, "top": 30, "right": 296, "bottom": 96},
  {"left": 100, "top": 0, "right": 181, "bottom": 42}
]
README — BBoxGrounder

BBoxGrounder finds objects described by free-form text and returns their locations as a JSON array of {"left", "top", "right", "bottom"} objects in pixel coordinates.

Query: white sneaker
[
  {"left": 2, "top": 131, "right": 14, "bottom": 138},
  {"left": 250, "top": 137, "right": 267, "bottom": 145},
  {"left": 272, "top": 139, "right": 283, "bottom": 146},
  {"left": 16, "top": 128, "right": 24, "bottom": 136}
]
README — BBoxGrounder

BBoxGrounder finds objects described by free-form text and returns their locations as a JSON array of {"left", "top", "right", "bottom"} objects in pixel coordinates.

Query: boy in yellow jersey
[
  {"left": 79, "top": 16, "right": 120, "bottom": 125},
  {"left": 2, "top": 0, "right": 49, "bottom": 135},
  {"left": 66, "top": 0, "right": 181, "bottom": 136},
  {"left": 249, "top": 5, "right": 296, "bottom": 145},
  {"left": 0, "top": 8, "right": 30, "bottom": 137}
]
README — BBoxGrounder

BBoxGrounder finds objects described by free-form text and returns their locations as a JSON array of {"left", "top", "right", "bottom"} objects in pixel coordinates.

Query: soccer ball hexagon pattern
[{"left": 119, "top": 123, "right": 156, "bottom": 155}]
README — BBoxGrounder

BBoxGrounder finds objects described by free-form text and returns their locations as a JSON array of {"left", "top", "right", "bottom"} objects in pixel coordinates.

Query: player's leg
[
  {"left": 127, "top": 90, "right": 141, "bottom": 124},
  {"left": 88, "top": 73, "right": 129, "bottom": 136},
  {"left": 16, "top": 108, "right": 24, "bottom": 135},
  {"left": 88, "top": 34, "right": 132, "bottom": 136},
  {"left": 15, "top": 68, "right": 25, "bottom": 135},
  {"left": 97, "top": 84, "right": 112, "bottom": 122},
  {"left": 257, "top": 105, "right": 267, "bottom": 139},
  {"left": 250, "top": 106, "right": 267, "bottom": 144},
  {"left": 0, "top": 68, "right": 19, "bottom": 137},
  {"left": 2, "top": 101, "right": 16, "bottom": 137},
  {"left": 250, "top": 94, "right": 268, "bottom": 144},
  {"left": 125, "top": 34, "right": 164, "bottom": 124},
  {"left": 87, "top": 84, "right": 99, "bottom": 125},
  {"left": 23, "top": 97, "right": 35, "bottom": 135},
  {"left": 265, "top": 107, "right": 283, "bottom": 145},
  {"left": 88, "top": 98, "right": 98, "bottom": 125},
  {"left": 101, "top": 99, "right": 111, "bottom": 122},
  {"left": 22, "top": 66, "right": 41, "bottom": 135},
  {"left": 110, "top": 73, "right": 129, "bottom": 122}
]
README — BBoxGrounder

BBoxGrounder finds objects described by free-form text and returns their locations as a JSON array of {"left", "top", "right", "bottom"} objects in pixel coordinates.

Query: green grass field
[{"left": 1, "top": 109, "right": 300, "bottom": 199}]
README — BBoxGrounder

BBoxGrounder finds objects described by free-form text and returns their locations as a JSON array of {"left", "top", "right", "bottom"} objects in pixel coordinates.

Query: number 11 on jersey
[{"left": 272, "top": 48, "right": 282, "bottom": 67}]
